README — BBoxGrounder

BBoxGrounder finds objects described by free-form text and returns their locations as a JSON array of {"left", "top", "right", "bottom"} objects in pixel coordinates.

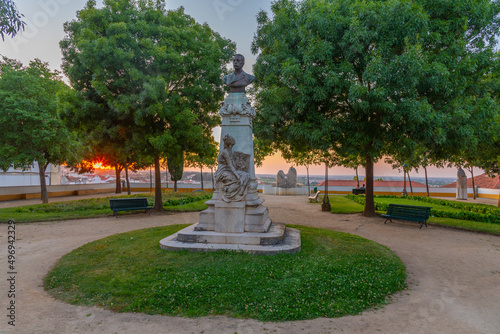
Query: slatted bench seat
[
  {"left": 308, "top": 191, "right": 321, "bottom": 202},
  {"left": 109, "top": 197, "right": 153, "bottom": 217},
  {"left": 381, "top": 204, "right": 432, "bottom": 229}
]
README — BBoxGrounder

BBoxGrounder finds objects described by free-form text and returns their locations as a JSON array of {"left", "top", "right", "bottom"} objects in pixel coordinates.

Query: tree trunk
[
  {"left": 306, "top": 165, "right": 310, "bottom": 195},
  {"left": 497, "top": 182, "right": 500, "bottom": 207},
  {"left": 470, "top": 167, "right": 476, "bottom": 200},
  {"left": 174, "top": 180, "right": 178, "bottom": 192},
  {"left": 149, "top": 166, "right": 152, "bottom": 192},
  {"left": 408, "top": 171, "right": 414, "bottom": 196},
  {"left": 166, "top": 166, "right": 169, "bottom": 190},
  {"left": 425, "top": 167, "right": 430, "bottom": 197},
  {"left": 38, "top": 162, "right": 49, "bottom": 204},
  {"left": 355, "top": 167, "right": 360, "bottom": 188},
  {"left": 115, "top": 165, "right": 122, "bottom": 194},
  {"left": 322, "top": 162, "right": 331, "bottom": 211},
  {"left": 403, "top": 169, "right": 407, "bottom": 196},
  {"left": 200, "top": 166, "right": 204, "bottom": 191},
  {"left": 154, "top": 156, "right": 163, "bottom": 211},
  {"left": 125, "top": 164, "right": 131, "bottom": 195},
  {"left": 363, "top": 156, "right": 376, "bottom": 217}
]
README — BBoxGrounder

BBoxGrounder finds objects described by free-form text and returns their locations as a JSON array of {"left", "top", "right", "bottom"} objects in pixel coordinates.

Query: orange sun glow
[{"left": 92, "top": 162, "right": 112, "bottom": 170}]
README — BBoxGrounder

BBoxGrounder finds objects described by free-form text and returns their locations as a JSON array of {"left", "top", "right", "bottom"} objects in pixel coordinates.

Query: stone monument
[
  {"left": 456, "top": 167, "right": 468, "bottom": 200},
  {"left": 160, "top": 54, "right": 300, "bottom": 254},
  {"left": 277, "top": 167, "right": 297, "bottom": 188}
]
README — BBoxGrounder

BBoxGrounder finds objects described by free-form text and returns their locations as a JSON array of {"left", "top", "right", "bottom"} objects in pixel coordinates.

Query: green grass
[
  {"left": 427, "top": 216, "right": 500, "bottom": 235},
  {"left": 315, "top": 195, "right": 365, "bottom": 214},
  {"left": 0, "top": 192, "right": 211, "bottom": 223},
  {"left": 44, "top": 224, "right": 407, "bottom": 321}
]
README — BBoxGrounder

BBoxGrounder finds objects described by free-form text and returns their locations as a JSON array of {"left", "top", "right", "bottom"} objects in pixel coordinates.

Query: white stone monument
[
  {"left": 160, "top": 54, "right": 300, "bottom": 254},
  {"left": 456, "top": 167, "right": 468, "bottom": 200}
]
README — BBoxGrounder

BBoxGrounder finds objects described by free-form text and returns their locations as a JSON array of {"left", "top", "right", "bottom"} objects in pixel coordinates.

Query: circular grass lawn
[{"left": 44, "top": 224, "right": 406, "bottom": 321}]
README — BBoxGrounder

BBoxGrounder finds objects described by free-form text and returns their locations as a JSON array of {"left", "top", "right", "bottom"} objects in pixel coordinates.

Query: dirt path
[{"left": 1, "top": 194, "right": 499, "bottom": 334}]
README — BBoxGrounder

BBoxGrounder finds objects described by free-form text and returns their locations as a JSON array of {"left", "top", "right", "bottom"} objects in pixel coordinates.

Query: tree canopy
[
  {"left": 252, "top": 0, "right": 500, "bottom": 215},
  {"left": 0, "top": 57, "right": 78, "bottom": 203},
  {"left": 0, "top": 0, "right": 25, "bottom": 40},
  {"left": 60, "top": 0, "right": 235, "bottom": 208}
]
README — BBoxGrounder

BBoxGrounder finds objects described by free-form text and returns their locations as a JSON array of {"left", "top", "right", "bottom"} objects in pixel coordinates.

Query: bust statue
[{"left": 223, "top": 54, "right": 255, "bottom": 93}]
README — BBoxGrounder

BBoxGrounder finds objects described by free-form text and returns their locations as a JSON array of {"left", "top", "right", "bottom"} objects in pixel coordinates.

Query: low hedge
[
  {"left": 163, "top": 193, "right": 212, "bottom": 207},
  {"left": 346, "top": 195, "right": 500, "bottom": 225}
]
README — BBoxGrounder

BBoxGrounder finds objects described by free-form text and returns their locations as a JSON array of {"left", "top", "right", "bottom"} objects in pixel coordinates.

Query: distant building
[
  {"left": 0, "top": 163, "right": 61, "bottom": 187},
  {"left": 317, "top": 180, "right": 427, "bottom": 188},
  {"left": 441, "top": 173, "right": 500, "bottom": 189}
]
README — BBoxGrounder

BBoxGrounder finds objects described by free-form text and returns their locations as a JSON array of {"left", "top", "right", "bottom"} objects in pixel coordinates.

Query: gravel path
[{"left": 1, "top": 194, "right": 499, "bottom": 334}]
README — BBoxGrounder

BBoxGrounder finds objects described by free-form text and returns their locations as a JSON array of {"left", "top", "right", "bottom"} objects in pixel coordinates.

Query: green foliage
[
  {"left": 184, "top": 138, "right": 218, "bottom": 171},
  {"left": 163, "top": 193, "right": 211, "bottom": 207},
  {"left": 251, "top": 0, "right": 500, "bottom": 215},
  {"left": 44, "top": 225, "right": 406, "bottom": 321},
  {"left": 0, "top": 57, "right": 78, "bottom": 171},
  {"left": 0, "top": 0, "right": 25, "bottom": 40},
  {"left": 253, "top": 137, "right": 275, "bottom": 168},
  {"left": 167, "top": 152, "right": 184, "bottom": 184},
  {"left": 59, "top": 0, "right": 235, "bottom": 202},
  {"left": 0, "top": 57, "right": 80, "bottom": 202}
]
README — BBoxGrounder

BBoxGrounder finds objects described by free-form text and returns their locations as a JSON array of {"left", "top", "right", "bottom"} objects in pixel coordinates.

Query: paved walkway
[{"left": 0, "top": 194, "right": 499, "bottom": 334}]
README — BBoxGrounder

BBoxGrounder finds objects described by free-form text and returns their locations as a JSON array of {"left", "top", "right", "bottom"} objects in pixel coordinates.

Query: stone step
[
  {"left": 175, "top": 222, "right": 285, "bottom": 245},
  {"left": 160, "top": 226, "right": 301, "bottom": 255}
]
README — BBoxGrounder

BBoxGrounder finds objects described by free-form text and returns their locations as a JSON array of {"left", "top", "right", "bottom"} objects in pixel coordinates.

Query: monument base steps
[{"left": 160, "top": 223, "right": 301, "bottom": 255}]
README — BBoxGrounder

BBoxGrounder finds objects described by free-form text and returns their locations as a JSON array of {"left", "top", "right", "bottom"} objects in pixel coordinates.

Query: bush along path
[{"left": 346, "top": 195, "right": 500, "bottom": 226}]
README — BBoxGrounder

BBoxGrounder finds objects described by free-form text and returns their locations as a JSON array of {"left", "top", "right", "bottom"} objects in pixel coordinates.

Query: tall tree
[
  {"left": 252, "top": 0, "right": 499, "bottom": 216},
  {"left": 0, "top": 0, "right": 25, "bottom": 40},
  {"left": 0, "top": 57, "right": 79, "bottom": 203},
  {"left": 60, "top": 0, "right": 234, "bottom": 209}
]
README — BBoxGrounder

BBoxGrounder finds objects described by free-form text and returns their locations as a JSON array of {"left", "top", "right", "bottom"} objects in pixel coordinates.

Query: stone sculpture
[
  {"left": 277, "top": 167, "right": 298, "bottom": 188},
  {"left": 223, "top": 54, "right": 255, "bottom": 92},
  {"left": 219, "top": 54, "right": 256, "bottom": 118},
  {"left": 214, "top": 134, "right": 250, "bottom": 202},
  {"left": 456, "top": 167, "right": 467, "bottom": 200},
  {"left": 276, "top": 170, "right": 286, "bottom": 188},
  {"left": 160, "top": 54, "right": 300, "bottom": 254}
]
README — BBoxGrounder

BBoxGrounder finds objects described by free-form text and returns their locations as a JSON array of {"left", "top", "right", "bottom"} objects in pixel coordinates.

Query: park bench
[
  {"left": 308, "top": 191, "right": 321, "bottom": 202},
  {"left": 381, "top": 204, "right": 432, "bottom": 229},
  {"left": 352, "top": 188, "right": 365, "bottom": 195},
  {"left": 109, "top": 197, "right": 153, "bottom": 217}
]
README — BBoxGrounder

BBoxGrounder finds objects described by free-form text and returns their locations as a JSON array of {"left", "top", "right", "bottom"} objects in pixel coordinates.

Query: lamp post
[
  {"left": 322, "top": 162, "right": 331, "bottom": 211},
  {"left": 402, "top": 163, "right": 408, "bottom": 196}
]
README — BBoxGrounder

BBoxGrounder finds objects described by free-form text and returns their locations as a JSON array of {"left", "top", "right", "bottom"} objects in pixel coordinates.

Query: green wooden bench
[
  {"left": 109, "top": 198, "right": 152, "bottom": 217},
  {"left": 381, "top": 204, "right": 432, "bottom": 229}
]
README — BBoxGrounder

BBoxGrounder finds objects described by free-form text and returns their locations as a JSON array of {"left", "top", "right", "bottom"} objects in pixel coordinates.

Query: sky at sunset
[{"left": 0, "top": 0, "right": 480, "bottom": 179}]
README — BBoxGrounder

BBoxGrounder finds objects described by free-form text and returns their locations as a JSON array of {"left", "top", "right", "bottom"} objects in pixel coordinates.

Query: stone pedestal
[
  {"left": 215, "top": 201, "right": 245, "bottom": 233},
  {"left": 160, "top": 76, "right": 300, "bottom": 255}
]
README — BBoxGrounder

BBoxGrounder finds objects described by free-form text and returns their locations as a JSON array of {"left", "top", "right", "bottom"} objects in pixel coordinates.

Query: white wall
[{"left": 0, "top": 163, "right": 60, "bottom": 187}]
